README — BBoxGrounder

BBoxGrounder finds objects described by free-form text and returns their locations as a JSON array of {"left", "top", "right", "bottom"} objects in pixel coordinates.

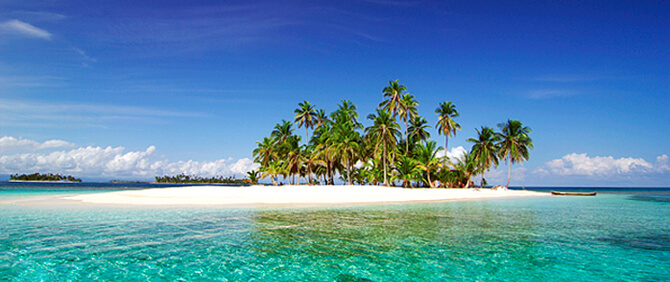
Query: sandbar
[{"left": 63, "top": 185, "right": 548, "bottom": 206}]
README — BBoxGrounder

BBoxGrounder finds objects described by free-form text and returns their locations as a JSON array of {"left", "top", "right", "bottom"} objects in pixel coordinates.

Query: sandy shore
[{"left": 63, "top": 185, "right": 548, "bottom": 206}]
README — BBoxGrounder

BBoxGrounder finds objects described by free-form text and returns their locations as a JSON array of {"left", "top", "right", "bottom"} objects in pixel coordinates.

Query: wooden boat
[{"left": 551, "top": 191, "right": 596, "bottom": 196}]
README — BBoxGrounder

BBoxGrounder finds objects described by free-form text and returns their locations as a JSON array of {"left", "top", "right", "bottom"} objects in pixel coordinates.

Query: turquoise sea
[{"left": 1, "top": 183, "right": 669, "bottom": 281}]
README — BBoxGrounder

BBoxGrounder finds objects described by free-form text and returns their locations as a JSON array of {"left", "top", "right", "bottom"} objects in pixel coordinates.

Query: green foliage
[
  {"left": 246, "top": 170, "right": 260, "bottom": 185},
  {"left": 10, "top": 173, "right": 82, "bottom": 182},
  {"left": 435, "top": 101, "right": 461, "bottom": 150},
  {"left": 154, "top": 174, "right": 246, "bottom": 184},
  {"left": 497, "top": 119, "right": 534, "bottom": 187},
  {"left": 250, "top": 80, "right": 533, "bottom": 188}
]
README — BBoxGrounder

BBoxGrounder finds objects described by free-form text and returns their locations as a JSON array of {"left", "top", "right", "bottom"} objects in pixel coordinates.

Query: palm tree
[
  {"left": 312, "top": 123, "right": 336, "bottom": 185},
  {"left": 435, "top": 101, "right": 461, "bottom": 151},
  {"left": 333, "top": 100, "right": 361, "bottom": 128},
  {"left": 379, "top": 79, "right": 407, "bottom": 118},
  {"left": 260, "top": 161, "right": 282, "bottom": 186},
  {"left": 302, "top": 146, "right": 323, "bottom": 185},
  {"left": 329, "top": 101, "right": 363, "bottom": 185},
  {"left": 393, "top": 156, "right": 420, "bottom": 188},
  {"left": 252, "top": 137, "right": 277, "bottom": 167},
  {"left": 450, "top": 151, "right": 477, "bottom": 188},
  {"left": 467, "top": 126, "right": 501, "bottom": 188},
  {"left": 283, "top": 135, "right": 302, "bottom": 185},
  {"left": 408, "top": 116, "right": 431, "bottom": 145},
  {"left": 314, "top": 109, "right": 329, "bottom": 130},
  {"left": 294, "top": 101, "right": 317, "bottom": 144},
  {"left": 246, "top": 170, "right": 260, "bottom": 185},
  {"left": 497, "top": 120, "right": 533, "bottom": 188},
  {"left": 365, "top": 109, "right": 401, "bottom": 186},
  {"left": 332, "top": 122, "right": 361, "bottom": 185},
  {"left": 414, "top": 141, "right": 443, "bottom": 188},
  {"left": 398, "top": 93, "right": 419, "bottom": 156},
  {"left": 271, "top": 120, "right": 294, "bottom": 145}
]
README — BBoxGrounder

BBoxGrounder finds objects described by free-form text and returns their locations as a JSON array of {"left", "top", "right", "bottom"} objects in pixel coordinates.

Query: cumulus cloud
[
  {"left": 0, "top": 19, "right": 52, "bottom": 40},
  {"left": 437, "top": 146, "right": 467, "bottom": 163},
  {"left": 0, "top": 136, "right": 74, "bottom": 153},
  {"left": 0, "top": 137, "right": 258, "bottom": 179},
  {"left": 540, "top": 153, "right": 668, "bottom": 177},
  {"left": 656, "top": 155, "right": 670, "bottom": 172}
]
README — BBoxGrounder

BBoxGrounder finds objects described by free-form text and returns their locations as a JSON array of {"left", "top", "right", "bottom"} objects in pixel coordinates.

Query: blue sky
[{"left": 1, "top": 0, "right": 668, "bottom": 186}]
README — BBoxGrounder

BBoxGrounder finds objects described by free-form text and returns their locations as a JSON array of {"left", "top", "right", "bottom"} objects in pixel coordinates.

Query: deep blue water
[{"left": 1, "top": 183, "right": 668, "bottom": 281}]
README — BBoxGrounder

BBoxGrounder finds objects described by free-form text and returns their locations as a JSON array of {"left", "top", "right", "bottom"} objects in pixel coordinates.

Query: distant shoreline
[{"left": 8, "top": 180, "right": 82, "bottom": 184}]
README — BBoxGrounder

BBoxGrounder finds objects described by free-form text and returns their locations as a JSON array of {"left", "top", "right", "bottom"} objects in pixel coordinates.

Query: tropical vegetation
[
  {"left": 10, "top": 173, "right": 82, "bottom": 182},
  {"left": 251, "top": 80, "right": 533, "bottom": 188},
  {"left": 155, "top": 174, "right": 247, "bottom": 185}
]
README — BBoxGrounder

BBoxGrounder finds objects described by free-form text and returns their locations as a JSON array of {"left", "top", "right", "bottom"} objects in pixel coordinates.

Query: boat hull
[{"left": 551, "top": 191, "right": 597, "bottom": 196}]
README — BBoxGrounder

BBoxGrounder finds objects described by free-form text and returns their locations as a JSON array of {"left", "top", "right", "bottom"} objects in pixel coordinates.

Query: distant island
[
  {"left": 10, "top": 173, "right": 82, "bottom": 183},
  {"left": 154, "top": 174, "right": 247, "bottom": 185}
]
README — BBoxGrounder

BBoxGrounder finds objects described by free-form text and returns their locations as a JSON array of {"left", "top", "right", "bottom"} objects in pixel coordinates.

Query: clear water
[{"left": 1, "top": 184, "right": 669, "bottom": 281}]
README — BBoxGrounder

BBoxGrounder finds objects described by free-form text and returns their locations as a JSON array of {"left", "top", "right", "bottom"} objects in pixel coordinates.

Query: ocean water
[{"left": 1, "top": 183, "right": 669, "bottom": 281}]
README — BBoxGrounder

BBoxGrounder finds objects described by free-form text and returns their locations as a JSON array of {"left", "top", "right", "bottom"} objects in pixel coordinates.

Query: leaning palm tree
[
  {"left": 260, "top": 161, "right": 282, "bottom": 186},
  {"left": 414, "top": 141, "right": 443, "bottom": 188},
  {"left": 252, "top": 137, "right": 277, "bottom": 167},
  {"left": 467, "top": 126, "right": 501, "bottom": 188},
  {"left": 450, "top": 151, "right": 477, "bottom": 188},
  {"left": 294, "top": 101, "right": 317, "bottom": 144},
  {"left": 379, "top": 79, "right": 407, "bottom": 118},
  {"left": 435, "top": 101, "right": 461, "bottom": 150},
  {"left": 365, "top": 109, "right": 401, "bottom": 186},
  {"left": 398, "top": 93, "right": 419, "bottom": 156},
  {"left": 497, "top": 120, "right": 533, "bottom": 188}
]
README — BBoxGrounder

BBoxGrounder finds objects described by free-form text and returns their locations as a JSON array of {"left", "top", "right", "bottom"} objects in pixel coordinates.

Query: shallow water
[{"left": 1, "top": 184, "right": 669, "bottom": 281}]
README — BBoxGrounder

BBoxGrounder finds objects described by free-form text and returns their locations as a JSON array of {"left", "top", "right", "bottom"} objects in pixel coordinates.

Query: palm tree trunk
[
  {"left": 325, "top": 151, "right": 331, "bottom": 185},
  {"left": 506, "top": 156, "right": 511, "bottom": 188},
  {"left": 307, "top": 163, "right": 313, "bottom": 185},
  {"left": 480, "top": 173, "right": 484, "bottom": 188},
  {"left": 405, "top": 119, "right": 409, "bottom": 157},
  {"left": 346, "top": 158, "right": 352, "bottom": 185},
  {"left": 445, "top": 136, "right": 448, "bottom": 152},
  {"left": 427, "top": 169, "right": 433, "bottom": 188},
  {"left": 383, "top": 143, "right": 388, "bottom": 186},
  {"left": 328, "top": 160, "right": 334, "bottom": 185}
]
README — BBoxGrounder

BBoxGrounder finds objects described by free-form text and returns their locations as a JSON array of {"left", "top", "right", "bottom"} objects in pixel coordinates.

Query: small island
[
  {"left": 154, "top": 174, "right": 247, "bottom": 185},
  {"left": 251, "top": 79, "right": 533, "bottom": 188},
  {"left": 10, "top": 173, "right": 82, "bottom": 183}
]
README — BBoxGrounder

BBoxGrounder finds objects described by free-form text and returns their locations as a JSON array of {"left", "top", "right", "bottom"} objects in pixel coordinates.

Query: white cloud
[
  {"left": 656, "top": 154, "right": 670, "bottom": 172},
  {"left": 540, "top": 153, "right": 667, "bottom": 177},
  {"left": 0, "top": 137, "right": 258, "bottom": 179},
  {"left": 0, "top": 19, "right": 52, "bottom": 40},
  {"left": 0, "top": 136, "right": 74, "bottom": 153},
  {"left": 437, "top": 146, "right": 467, "bottom": 163}
]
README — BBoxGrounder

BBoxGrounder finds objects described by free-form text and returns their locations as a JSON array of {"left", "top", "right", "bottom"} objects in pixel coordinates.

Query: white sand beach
[{"left": 64, "top": 185, "right": 548, "bottom": 206}]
